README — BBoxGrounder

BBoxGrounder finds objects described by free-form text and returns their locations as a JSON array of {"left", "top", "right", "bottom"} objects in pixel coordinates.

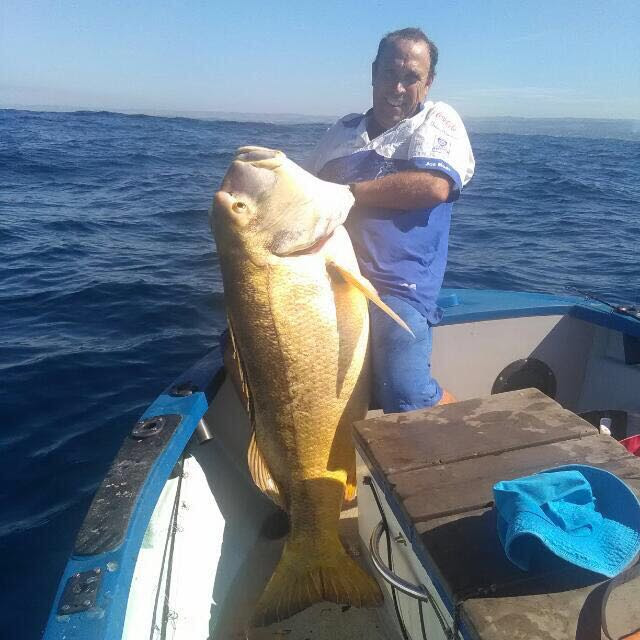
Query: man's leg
[{"left": 369, "top": 295, "right": 445, "bottom": 413}]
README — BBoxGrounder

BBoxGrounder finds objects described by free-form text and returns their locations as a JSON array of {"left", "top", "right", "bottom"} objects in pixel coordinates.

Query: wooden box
[{"left": 354, "top": 388, "right": 640, "bottom": 640}]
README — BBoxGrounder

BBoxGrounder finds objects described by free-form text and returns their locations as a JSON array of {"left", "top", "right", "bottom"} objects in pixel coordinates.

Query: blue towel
[{"left": 493, "top": 464, "right": 640, "bottom": 578}]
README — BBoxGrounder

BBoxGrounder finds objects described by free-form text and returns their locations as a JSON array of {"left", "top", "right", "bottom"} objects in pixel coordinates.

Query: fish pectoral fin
[
  {"left": 248, "top": 430, "right": 285, "bottom": 508},
  {"left": 345, "top": 462, "right": 357, "bottom": 503},
  {"left": 326, "top": 259, "right": 415, "bottom": 337}
]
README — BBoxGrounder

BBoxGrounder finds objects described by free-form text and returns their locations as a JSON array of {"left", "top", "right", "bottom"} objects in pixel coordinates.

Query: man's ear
[{"left": 421, "top": 77, "right": 433, "bottom": 102}]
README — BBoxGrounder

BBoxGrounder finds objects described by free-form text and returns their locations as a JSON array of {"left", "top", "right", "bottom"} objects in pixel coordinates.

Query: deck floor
[{"left": 194, "top": 432, "right": 396, "bottom": 640}]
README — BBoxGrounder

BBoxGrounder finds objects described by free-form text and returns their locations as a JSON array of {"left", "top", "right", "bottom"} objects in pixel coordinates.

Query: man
[{"left": 308, "top": 27, "right": 475, "bottom": 413}]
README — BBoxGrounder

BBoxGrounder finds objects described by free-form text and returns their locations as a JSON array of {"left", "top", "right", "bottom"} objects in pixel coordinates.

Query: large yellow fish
[{"left": 211, "top": 146, "right": 409, "bottom": 626}]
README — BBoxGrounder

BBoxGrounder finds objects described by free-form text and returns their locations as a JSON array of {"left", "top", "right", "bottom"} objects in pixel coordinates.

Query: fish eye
[{"left": 232, "top": 201, "right": 248, "bottom": 213}]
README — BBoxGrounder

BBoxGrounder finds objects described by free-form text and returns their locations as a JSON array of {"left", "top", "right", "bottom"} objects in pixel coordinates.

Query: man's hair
[{"left": 374, "top": 27, "right": 439, "bottom": 84}]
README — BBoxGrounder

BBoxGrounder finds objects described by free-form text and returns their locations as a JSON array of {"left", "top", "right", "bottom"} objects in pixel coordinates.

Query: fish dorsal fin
[
  {"left": 326, "top": 259, "right": 415, "bottom": 337},
  {"left": 248, "top": 430, "right": 285, "bottom": 508}
]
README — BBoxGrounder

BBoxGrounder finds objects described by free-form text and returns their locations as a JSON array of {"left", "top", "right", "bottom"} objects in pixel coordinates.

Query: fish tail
[{"left": 251, "top": 535, "right": 382, "bottom": 626}]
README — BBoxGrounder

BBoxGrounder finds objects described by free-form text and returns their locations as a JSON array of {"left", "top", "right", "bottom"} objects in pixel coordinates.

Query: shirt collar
[{"left": 359, "top": 101, "right": 433, "bottom": 149}]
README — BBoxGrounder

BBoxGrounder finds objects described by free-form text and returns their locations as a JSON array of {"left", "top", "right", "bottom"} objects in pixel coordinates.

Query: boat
[{"left": 42, "top": 287, "right": 640, "bottom": 640}]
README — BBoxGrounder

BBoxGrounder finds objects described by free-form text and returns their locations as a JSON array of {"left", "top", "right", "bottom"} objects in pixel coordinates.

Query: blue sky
[{"left": 1, "top": 0, "right": 639, "bottom": 119}]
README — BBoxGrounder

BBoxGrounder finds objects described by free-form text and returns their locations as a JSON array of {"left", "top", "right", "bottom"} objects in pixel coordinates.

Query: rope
[{"left": 148, "top": 459, "right": 184, "bottom": 640}]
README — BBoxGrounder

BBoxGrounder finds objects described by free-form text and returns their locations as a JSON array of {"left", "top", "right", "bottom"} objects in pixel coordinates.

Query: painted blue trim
[
  {"left": 411, "top": 157, "right": 462, "bottom": 193},
  {"left": 569, "top": 303, "right": 640, "bottom": 338},
  {"left": 44, "top": 393, "right": 207, "bottom": 640},
  {"left": 43, "top": 349, "right": 223, "bottom": 640},
  {"left": 437, "top": 287, "right": 640, "bottom": 338},
  {"left": 162, "top": 345, "right": 225, "bottom": 402},
  {"left": 436, "top": 288, "right": 576, "bottom": 325}
]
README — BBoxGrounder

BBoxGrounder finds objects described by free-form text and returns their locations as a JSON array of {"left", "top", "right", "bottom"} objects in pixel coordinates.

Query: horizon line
[{"left": 2, "top": 104, "right": 639, "bottom": 126}]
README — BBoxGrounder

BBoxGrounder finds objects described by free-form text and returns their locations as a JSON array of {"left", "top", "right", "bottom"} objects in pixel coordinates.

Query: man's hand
[{"left": 351, "top": 170, "right": 452, "bottom": 210}]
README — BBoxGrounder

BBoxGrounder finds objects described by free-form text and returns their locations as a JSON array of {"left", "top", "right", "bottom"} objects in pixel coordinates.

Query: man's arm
[{"left": 350, "top": 170, "right": 452, "bottom": 210}]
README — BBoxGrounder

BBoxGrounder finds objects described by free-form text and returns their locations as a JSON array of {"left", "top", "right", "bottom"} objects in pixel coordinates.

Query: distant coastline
[
  {"left": 2, "top": 105, "right": 639, "bottom": 140},
  {"left": 465, "top": 115, "right": 640, "bottom": 140},
  {"left": 0, "top": 104, "right": 337, "bottom": 125}
]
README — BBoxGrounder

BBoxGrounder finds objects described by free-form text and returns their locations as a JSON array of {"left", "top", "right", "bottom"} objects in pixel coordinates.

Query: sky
[{"left": 1, "top": 0, "right": 639, "bottom": 119}]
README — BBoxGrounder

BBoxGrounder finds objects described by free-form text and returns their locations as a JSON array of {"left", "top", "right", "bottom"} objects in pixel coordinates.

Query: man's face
[{"left": 371, "top": 38, "right": 432, "bottom": 132}]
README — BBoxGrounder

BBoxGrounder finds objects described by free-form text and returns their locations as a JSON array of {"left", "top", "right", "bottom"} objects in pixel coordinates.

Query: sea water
[{"left": 1, "top": 108, "right": 639, "bottom": 638}]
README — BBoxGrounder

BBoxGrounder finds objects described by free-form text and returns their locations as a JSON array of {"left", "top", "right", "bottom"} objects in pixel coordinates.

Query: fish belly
[{"left": 232, "top": 228, "right": 368, "bottom": 504}]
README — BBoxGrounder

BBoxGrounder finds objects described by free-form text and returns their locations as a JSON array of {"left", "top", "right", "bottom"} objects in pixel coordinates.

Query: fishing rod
[{"left": 565, "top": 286, "right": 640, "bottom": 320}]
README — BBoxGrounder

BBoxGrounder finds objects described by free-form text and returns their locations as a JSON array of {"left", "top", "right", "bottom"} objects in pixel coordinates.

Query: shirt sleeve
[
  {"left": 304, "top": 113, "right": 364, "bottom": 176},
  {"left": 304, "top": 119, "right": 346, "bottom": 176},
  {"left": 303, "top": 126, "right": 333, "bottom": 175},
  {"left": 408, "top": 102, "right": 475, "bottom": 200}
]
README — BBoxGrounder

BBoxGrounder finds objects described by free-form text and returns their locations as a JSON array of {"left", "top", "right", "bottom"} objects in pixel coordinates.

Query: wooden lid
[{"left": 354, "top": 389, "right": 640, "bottom": 639}]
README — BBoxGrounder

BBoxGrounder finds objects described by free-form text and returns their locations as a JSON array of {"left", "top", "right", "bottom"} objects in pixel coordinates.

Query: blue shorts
[{"left": 369, "top": 295, "right": 442, "bottom": 413}]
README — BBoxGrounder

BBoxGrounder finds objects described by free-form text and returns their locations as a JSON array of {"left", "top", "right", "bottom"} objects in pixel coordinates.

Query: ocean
[{"left": 1, "top": 108, "right": 639, "bottom": 638}]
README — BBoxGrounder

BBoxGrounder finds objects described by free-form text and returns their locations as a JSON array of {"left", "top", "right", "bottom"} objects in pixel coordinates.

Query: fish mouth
[
  {"left": 274, "top": 230, "right": 334, "bottom": 257},
  {"left": 235, "top": 146, "right": 284, "bottom": 170}
]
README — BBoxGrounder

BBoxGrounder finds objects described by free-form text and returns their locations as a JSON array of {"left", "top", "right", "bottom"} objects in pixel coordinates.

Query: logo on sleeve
[
  {"left": 430, "top": 109, "right": 462, "bottom": 139},
  {"left": 432, "top": 136, "right": 451, "bottom": 155},
  {"left": 434, "top": 112, "right": 457, "bottom": 131}
]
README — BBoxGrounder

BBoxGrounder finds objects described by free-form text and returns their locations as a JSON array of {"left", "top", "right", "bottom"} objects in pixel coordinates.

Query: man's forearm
[{"left": 351, "top": 171, "right": 452, "bottom": 210}]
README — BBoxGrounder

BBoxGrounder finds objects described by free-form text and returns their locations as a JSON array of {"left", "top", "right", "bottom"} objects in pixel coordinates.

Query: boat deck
[{"left": 211, "top": 502, "right": 395, "bottom": 639}]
